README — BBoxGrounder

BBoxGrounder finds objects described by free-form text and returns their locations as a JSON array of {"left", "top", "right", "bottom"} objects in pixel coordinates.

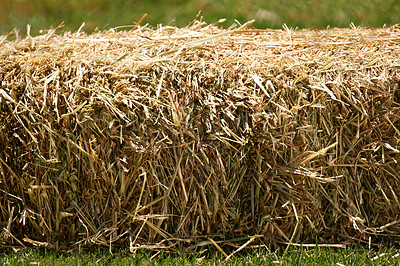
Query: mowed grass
[
  {"left": 1, "top": 246, "right": 400, "bottom": 265},
  {"left": 1, "top": 0, "right": 399, "bottom": 36}
]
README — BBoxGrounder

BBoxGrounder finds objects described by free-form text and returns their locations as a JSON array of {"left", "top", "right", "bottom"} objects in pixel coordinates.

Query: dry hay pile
[{"left": 0, "top": 21, "right": 400, "bottom": 252}]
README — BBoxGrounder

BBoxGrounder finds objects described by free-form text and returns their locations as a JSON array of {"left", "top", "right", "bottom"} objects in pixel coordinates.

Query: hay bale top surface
[{"left": 1, "top": 22, "right": 400, "bottom": 78}]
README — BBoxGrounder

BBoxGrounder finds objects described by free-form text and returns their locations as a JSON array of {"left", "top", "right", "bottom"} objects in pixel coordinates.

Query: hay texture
[{"left": 1, "top": 21, "right": 400, "bottom": 252}]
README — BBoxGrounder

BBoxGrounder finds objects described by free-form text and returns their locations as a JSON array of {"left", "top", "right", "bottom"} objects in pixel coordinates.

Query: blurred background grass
[{"left": 0, "top": 0, "right": 399, "bottom": 36}]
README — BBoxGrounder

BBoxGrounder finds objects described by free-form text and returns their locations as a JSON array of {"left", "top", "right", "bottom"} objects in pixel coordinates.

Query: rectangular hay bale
[{"left": 0, "top": 21, "right": 400, "bottom": 251}]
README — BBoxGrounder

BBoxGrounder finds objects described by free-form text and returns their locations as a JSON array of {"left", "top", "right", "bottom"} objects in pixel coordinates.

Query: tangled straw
[{"left": 0, "top": 21, "right": 400, "bottom": 252}]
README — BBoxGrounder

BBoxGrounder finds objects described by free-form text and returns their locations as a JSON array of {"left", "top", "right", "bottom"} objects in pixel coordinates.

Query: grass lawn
[
  {"left": 1, "top": 0, "right": 399, "bottom": 36},
  {"left": 1, "top": 246, "right": 399, "bottom": 265}
]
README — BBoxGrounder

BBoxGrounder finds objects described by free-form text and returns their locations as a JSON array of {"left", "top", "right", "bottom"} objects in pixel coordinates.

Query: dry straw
[{"left": 0, "top": 20, "right": 400, "bottom": 253}]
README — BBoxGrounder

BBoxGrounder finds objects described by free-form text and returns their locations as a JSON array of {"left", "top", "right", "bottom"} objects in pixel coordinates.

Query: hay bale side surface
[{"left": 1, "top": 22, "right": 400, "bottom": 251}]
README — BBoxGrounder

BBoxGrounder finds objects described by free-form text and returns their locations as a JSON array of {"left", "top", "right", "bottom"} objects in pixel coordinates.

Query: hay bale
[{"left": 0, "top": 21, "right": 400, "bottom": 251}]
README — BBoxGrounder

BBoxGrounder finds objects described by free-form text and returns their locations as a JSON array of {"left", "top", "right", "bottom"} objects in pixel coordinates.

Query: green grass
[
  {"left": 1, "top": 246, "right": 400, "bottom": 265},
  {"left": 1, "top": 0, "right": 399, "bottom": 36}
]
